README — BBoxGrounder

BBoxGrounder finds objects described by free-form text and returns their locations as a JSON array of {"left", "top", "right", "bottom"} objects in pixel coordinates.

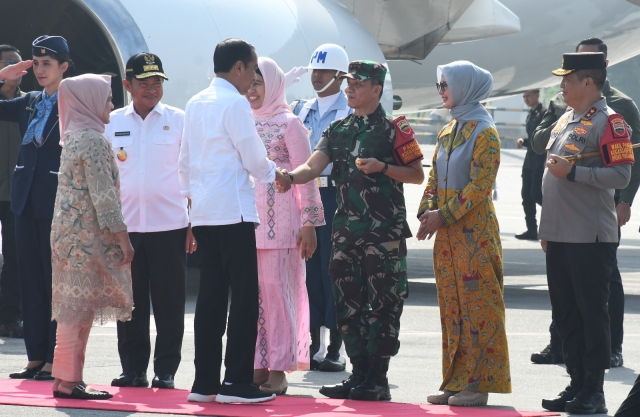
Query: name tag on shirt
[{"left": 115, "top": 131, "right": 130, "bottom": 136}]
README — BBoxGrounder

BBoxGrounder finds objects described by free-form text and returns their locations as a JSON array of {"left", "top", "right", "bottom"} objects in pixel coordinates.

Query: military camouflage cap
[{"left": 340, "top": 60, "right": 387, "bottom": 82}]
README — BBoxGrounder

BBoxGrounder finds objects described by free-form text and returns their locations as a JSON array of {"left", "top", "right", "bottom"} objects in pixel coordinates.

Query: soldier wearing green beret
[
  {"left": 530, "top": 38, "right": 640, "bottom": 371},
  {"left": 279, "top": 60, "right": 425, "bottom": 401}
]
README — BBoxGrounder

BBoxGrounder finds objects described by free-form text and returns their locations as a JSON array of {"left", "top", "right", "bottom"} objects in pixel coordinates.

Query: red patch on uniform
[
  {"left": 601, "top": 114, "right": 634, "bottom": 166},
  {"left": 393, "top": 116, "right": 423, "bottom": 166},
  {"left": 611, "top": 117, "right": 626, "bottom": 136}
]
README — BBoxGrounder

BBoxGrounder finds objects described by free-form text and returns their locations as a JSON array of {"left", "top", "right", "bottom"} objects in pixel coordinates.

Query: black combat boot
[
  {"left": 310, "top": 327, "right": 321, "bottom": 370},
  {"left": 319, "top": 355, "right": 368, "bottom": 399},
  {"left": 531, "top": 322, "right": 564, "bottom": 364},
  {"left": 565, "top": 370, "right": 607, "bottom": 414},
  {"left": 541, "top": 367, "right": 583, "bottom": 411},
  {"left": 320, "top": 329, "right": 346, "bottom": 372},
  {"left": 349, "top": 355, "right": 391, "bottom": 401}
]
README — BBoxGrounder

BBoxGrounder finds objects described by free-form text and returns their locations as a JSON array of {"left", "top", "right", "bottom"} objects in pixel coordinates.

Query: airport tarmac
[{"left": 0, "top": 146, "right": 638, "bottom": 416}]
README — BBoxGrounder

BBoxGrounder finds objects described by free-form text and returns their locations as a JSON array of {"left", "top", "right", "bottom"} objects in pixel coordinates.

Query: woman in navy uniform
[{"left": 0, "top": 35, "right": 72, "bottom": 380}]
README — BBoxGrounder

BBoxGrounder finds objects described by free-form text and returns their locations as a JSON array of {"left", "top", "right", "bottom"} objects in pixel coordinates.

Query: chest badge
[
  {"left": 564, "top": 143, "right": 580, "bottom": 152},
  {"left": 163, "top": 126, "right": 170, "bottom": 130},
  {"left": 574, "top": 127, "right": 588, "bottom": 135},
  {"left": 117, "top": 148, "right": 128, "bottom": 162}
]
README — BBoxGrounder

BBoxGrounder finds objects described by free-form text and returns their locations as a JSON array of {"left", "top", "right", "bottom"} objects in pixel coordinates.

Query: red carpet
[{"left": 0, "top": 379, "right": 559, "bottom": 416}]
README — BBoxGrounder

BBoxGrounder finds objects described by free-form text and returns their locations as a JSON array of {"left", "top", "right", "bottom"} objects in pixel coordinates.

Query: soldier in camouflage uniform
[{"left": 280, "top": 60, "right": 424, "bottom": 401}]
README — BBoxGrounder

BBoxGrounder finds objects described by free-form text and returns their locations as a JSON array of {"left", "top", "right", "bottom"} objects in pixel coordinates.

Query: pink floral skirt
[{"left": 254, "top": 248, "right": 310, "bottom": 371}]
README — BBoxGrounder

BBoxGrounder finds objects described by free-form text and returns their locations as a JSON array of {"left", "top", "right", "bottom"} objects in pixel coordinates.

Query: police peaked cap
[
  {"left": 32, "top": 35, "right": 69, "bottom": 57},
  {"left": 552, "top": 52, "right": 606, "bottom": 76}
]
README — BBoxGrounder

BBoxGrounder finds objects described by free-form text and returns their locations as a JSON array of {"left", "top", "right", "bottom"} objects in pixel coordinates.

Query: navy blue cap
[{"left": 32, "top": 35, "right": 69, "bottom": 57}]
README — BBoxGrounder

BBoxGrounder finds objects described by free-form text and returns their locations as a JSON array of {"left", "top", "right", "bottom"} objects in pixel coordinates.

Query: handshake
[{"left": 274, "top": 168, "right": 293, "bottom": 193}]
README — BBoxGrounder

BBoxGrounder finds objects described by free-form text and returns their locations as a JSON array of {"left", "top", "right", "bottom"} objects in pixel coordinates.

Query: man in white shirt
[
  {"left": 290, "top": 44, "right": 352, "bottom": 373},
  {"left": 104, "top": 53, "right": 195, "bottom": 390},
  {"left": 179, "top": 38, "right": 289, "bottom": 404}
]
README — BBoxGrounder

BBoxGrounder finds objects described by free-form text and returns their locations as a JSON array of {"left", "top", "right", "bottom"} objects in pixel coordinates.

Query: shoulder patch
[
  {"left": 392, "top": 116, "right": 423, "bottom": 166},
  {"left": 583, "top": 107, "right": 597, "bottom": 120},
  {"left": 600, "top": 113, "right": 634, "bottom": 167}
]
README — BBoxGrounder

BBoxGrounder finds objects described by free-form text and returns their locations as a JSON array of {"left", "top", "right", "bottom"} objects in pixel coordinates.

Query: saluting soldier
[
  {"left": 531, "top": 38, "right": 640, "bottom": 369},
  {"left": 280, "top": 61, "right": 424, "bottom": 401},
  {"left": 540, "top": 52, "right": 632, "bottom": 415}
]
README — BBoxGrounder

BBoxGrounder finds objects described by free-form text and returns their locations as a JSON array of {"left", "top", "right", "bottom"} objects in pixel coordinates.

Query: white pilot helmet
[
  {"left": 308, "top": 43, "right": 349, "bottom": 73},
  {"left": 308, "top": 44, "right": 349, "bottom": 93}
]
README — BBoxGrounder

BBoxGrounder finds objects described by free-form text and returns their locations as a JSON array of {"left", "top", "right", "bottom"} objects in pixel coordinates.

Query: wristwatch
[
  {"left": 288, "top": 172, "right": 294, "bottom": 184},
  {"left": 380, "top": 163, "right": 389, "bottom": 174}
]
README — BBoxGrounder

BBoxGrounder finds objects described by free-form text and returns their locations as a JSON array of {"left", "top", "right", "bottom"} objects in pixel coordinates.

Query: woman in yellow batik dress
[{"left": 417, "top": 60, "right": 511, "bottom": 407}]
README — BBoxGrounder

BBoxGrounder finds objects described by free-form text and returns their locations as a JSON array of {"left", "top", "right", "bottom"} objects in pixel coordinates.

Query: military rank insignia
[
  {"left": 600, "top": 114, "right": 634, "bottom": 167},
  {"left": 392, "top": 116, "right": 423, "bottom": 166},
  {"left": 574, "top": 127, "right": 588, "bottom": 135},
  {"left": 584, "top": 107, "right": 597, "bottom": 120}
]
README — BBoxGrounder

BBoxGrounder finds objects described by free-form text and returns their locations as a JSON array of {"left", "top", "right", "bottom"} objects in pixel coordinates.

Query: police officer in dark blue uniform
[{"left": 0, "top": 35, "right": 72, "bottom": 380}]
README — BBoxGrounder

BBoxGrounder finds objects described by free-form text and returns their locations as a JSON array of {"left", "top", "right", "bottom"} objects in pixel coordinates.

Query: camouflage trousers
[{"left": 329, "top": 239, "right": 408, "bottom": 358}]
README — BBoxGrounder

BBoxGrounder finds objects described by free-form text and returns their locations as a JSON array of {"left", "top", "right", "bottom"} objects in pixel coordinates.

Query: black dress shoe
[
  {"left": 319, "top": 352, "right": 346, "bottom": 372},
  {"left": 111, "top": 371, "right": 149, "bottom": 387},
  {"left": 55, "top": 382, "right": 113, "bottom": 400},
  {"left": 531, "top": 342, "right": 564, "bottom": 364},
  {"left": 611, "top": 350, "right": 623, "bottom": 368},
  {"left": 515, "top": 230, "right": 538, "bottom": 240},
  {"left": 34, "top": 370, "right": 55, "bottom": 381},
  {"left": 152, "top": 374, "right": 175, "bottom": 389},
  {"left": 9, "top": 362, "right": 45, "bottom": 379},
  {"left": 0, "top": 320, "right": 23, "bottom": 338}
]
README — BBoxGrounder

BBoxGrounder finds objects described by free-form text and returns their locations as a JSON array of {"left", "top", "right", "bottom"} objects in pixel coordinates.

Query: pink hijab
[
  {"left": 251, "top": 57, "right": 291, "bottom": 118},
  {"left": 58, "top": 74, "right": 111, "bottom": 144}
]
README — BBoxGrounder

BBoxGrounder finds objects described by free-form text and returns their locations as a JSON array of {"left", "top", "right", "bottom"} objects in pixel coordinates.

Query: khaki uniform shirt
[
  {"left": 0, "top": 88, "right": 24, "bottom": 201},
  {"left": 532, "top": 80, "right": 640, "bottom": 204},
  {"left": 539, "top": 97, "right": 631, "bottom": 243}
]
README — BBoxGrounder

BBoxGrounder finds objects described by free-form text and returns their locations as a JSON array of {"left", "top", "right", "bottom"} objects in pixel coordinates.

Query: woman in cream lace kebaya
[
  {"left": 50, "top": 74, "right": 134, "bottom": 400},
  {"left": 247, "top": 57, "right": 325, "bottom": 395}
]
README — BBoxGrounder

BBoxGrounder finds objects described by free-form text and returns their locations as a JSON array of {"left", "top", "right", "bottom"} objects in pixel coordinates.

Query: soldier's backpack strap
[
  {"left": 392, "top": 116, "right": 423, "bottom": 166},
  {"left": 600, "top": 114, "right": 634, "bottom": 167}
]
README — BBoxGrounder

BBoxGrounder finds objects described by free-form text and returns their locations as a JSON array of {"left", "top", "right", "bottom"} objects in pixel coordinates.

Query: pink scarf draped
[
  {"left": 58, "top": 74, "right": 111, "bottom": 145},
  {"left": 251, "top": 57, "right": 291, "bottom": 119}
]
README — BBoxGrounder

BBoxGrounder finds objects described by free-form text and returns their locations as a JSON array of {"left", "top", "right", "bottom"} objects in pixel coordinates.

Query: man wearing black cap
[
  {"left": 105, "top": 53, "right": 193, "bottom": 390},
  {"left": 539, "top": 52, "right": 632, "bottom": 414},
  {"left": 531, "top": 38, "right": 640, "bottom": 369}
]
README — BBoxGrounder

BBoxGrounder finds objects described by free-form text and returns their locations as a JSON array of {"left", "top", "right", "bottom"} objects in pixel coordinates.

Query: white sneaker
[
  {"left": 427, "top": 389, "right": 458, "bottom": 404},
  {"left": 187, "top": 392, "right": 216, "bottom": 402},
  {"left": 448, "top": 391, "right": 489, "bottom": 406}
]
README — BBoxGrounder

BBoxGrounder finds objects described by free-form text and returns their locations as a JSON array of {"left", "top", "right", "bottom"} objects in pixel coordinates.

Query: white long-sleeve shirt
[
  {"left": 179, "top": 77, "right": 276, "bottom": 226},
  {"left": 104, "top": 102, "right": 189, "bottom": 233}
]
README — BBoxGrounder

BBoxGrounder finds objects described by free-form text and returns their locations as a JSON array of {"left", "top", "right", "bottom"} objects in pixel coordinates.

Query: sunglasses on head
[{"left": 436, "top": 81, "right": 448, "bottom": 93}]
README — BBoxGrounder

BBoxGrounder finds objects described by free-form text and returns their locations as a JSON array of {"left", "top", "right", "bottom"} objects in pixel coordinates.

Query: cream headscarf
[{"left": 58, "top": 73, "right": 111, "bottom": 145}]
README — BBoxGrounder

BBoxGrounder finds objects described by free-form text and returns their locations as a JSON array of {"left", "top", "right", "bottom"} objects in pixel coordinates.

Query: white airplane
[{"left": 2, "top": 0, "right": 639, "bottom": 113}]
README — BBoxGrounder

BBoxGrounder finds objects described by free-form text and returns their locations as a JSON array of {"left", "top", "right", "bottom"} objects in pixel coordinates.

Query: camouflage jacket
[{"left": 315, "top": 104, "right": 412, "bottom": 245}]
